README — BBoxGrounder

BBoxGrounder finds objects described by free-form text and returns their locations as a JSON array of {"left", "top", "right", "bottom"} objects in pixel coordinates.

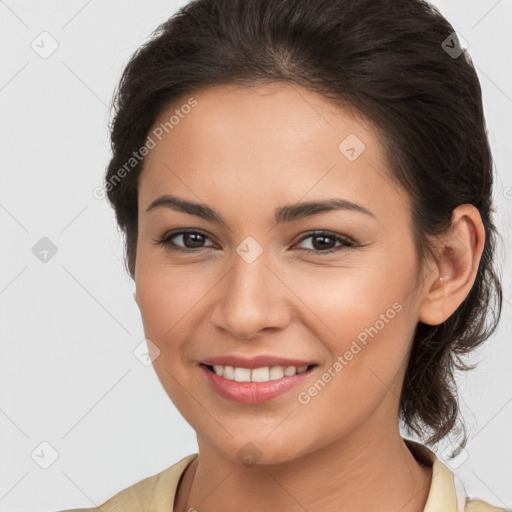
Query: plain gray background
[{"left": 0, "top": 1, "right": 511, "bottom": 511}]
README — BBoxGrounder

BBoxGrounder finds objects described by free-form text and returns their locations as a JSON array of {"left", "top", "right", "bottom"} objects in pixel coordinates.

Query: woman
[{"left": 63, "top": 0, "right": 507, "bottom": 510}]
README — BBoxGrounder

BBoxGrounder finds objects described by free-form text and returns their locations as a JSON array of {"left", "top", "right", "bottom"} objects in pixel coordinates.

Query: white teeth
[
  {"left": 223, "top": 365, "right": 235, "bottom": 380},
  {"left": 251, "top": 367, "right": 270, "bottom": 382},
  {"left": 234, "top": 367, "right": 251, "bottom": 382},
  {"left": 284, "top": 366, "right": 297, "bottom": 377},
  {"left": 210, "top": 364, "right": 311, "bottom": 382},
  {"left": 269, "top": 366, "right": 284, "bottom": 380}
]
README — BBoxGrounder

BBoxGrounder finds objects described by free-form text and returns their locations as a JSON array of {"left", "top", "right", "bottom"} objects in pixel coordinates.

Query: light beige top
[{"left": 60, "top": 438, "right": 508, "bottom": 511}]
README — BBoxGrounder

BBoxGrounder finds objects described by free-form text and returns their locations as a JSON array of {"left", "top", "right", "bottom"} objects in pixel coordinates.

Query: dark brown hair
[{"left": 104, "top": 0, "right": 503, "bottom": 455}]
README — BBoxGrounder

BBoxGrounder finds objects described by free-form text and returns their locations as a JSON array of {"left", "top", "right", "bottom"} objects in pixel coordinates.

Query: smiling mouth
[
  {"left": 200, "top": 362, "right": 319, "bottom": 404},
  {"left": 202, "top": 363, "right": 318, "bottom": 383}
]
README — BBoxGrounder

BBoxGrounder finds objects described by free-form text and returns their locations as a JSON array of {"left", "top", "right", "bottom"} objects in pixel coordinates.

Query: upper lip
[{"left": 201, "top": 355, "right": 317, "bottom": 369}]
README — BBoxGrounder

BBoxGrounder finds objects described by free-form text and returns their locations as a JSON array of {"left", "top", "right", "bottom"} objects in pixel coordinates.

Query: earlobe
[{"left": 417, "top": 204, "right": 485, "bottom": 326}]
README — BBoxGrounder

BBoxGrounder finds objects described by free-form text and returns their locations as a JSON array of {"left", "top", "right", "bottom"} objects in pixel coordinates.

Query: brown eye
[
  {"left": 152, "top": 229, "right": 354, "bottom": 255},
  {"left": 154, "top": 230, "right": 214, "bottom": 253},
  {"left": 295, "top": 231, "right": 354, "bottom": 254}
]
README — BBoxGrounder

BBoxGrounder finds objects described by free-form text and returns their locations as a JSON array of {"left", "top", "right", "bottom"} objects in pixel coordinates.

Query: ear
[{"left": 418, "top": 204, "right": 485, "bottom": 326}]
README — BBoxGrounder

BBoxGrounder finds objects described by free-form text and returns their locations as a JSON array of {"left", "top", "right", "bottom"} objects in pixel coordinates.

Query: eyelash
[{"left": 152, "top": 229, "right": 354, "bottom": 255}]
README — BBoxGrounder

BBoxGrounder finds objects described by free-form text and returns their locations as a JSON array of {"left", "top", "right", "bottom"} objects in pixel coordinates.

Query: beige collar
[{"left": 404, "top": 437, "right": 463, "bottom": 512}]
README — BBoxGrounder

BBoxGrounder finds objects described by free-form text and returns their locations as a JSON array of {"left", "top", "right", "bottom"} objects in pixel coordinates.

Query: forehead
[{"left": 139, "top": 82, "right": 409, "bottom": 221}]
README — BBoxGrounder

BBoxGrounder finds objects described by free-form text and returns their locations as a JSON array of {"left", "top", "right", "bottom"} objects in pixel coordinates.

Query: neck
[{"left": 174, "top": 426, "right": 432, "bottom": 512}]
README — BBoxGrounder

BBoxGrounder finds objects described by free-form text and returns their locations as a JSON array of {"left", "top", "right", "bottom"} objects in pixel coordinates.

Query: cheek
[
  {"left": 135, "top": 254, "right": 225, "bottom": 382},
  {"left": 135, "top": 259, "right": 206, "bottom": 405},
  {"left": 290, "top": 260, "right": 408, "bottom": 335},
  {"left": 289, "top": 283, "right": 413, "bottom": 443},
  {"left": 290, "top": 254, "right": 417, "bottom": 388},
  {"left": 136, "top": 250, "right": 211, "bottom": 332}
]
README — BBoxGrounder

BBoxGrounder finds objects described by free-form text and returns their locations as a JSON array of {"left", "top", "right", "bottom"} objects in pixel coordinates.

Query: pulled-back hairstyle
[{"left": 103, "top": 0, "right": 503, "bottom": 455}]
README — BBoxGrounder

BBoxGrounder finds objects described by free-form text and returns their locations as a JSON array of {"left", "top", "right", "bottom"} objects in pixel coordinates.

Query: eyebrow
[{"left": 145, "top": 193, "right": 375, "bottom": 224}]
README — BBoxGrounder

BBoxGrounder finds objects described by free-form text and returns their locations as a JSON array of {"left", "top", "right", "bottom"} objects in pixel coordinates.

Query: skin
[{"left": 134, "top": 82, "right": 485, "bottom": 512}]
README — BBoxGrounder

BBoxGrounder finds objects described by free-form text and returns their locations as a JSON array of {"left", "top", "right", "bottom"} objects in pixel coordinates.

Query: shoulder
[
  {"left": 58, "top": 453, "right": 198, "bottom": 511},
  {"left": 465, "top": 498, "right": 511, "bottom": 511}
]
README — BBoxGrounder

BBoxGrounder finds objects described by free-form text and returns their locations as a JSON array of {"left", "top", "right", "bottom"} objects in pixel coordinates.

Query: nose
[{"left": 210, "top": 249, "right": 291, "bottom": 340}]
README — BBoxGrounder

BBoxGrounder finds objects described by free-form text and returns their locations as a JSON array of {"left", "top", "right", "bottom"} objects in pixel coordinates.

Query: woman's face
[{"left": 135, "top": 82, "right": 431, "bottom": 464}]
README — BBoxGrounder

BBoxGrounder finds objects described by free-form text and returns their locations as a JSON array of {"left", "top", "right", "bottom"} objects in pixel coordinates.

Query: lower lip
[{"left": 200, "top": 364, "right": 316, "bottom": 404}]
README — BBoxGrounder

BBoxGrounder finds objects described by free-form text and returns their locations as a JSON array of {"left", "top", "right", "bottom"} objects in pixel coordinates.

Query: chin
[{"left": 208, "top": 435, "right": 309, "bottom": 468}]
